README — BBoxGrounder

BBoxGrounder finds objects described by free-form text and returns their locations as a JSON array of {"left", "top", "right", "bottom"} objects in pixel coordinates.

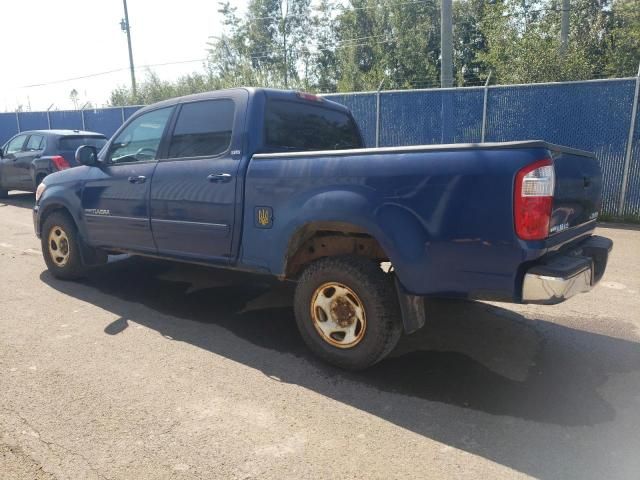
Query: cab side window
[
  {"left": 167, "top": 99, "right": 235, "bottom": 159},
  {"left": 107, "top": 107, "right": 174, "bottom": 164},
  {"left": 5, "top": 135, "right": 28, "bottom": 155},
  {"left": 26, "top": 135, "right": 44, "bottom": 152}
]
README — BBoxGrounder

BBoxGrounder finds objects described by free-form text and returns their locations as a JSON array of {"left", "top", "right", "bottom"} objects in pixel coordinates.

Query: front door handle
[
  {"left": 128, "top": 175, "right": 146, "bottom": 184},
  {"left": 207, "top": 173, "right": 232, "bottom": 183}
]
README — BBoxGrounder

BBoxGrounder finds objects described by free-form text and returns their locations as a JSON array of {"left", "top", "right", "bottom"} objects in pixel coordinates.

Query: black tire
[
  {"left": 294, "top": 255, "right": 403, "bottom": 370},
  {"left": 41, "top": 211, "right": 87, "bottom": 280}
]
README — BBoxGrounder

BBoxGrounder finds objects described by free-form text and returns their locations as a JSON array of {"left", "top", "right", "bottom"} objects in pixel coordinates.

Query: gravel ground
[{"left": 1, "top": 192, "right": 639, "bottom": 479}]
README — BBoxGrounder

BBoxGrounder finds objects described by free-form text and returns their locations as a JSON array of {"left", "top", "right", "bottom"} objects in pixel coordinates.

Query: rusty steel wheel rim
[
  {"left": 310, "top": 282, "right": 367, "bottom": 348},
  {"left": 48, "top": 225, "right": 70, "bottom": 267}
]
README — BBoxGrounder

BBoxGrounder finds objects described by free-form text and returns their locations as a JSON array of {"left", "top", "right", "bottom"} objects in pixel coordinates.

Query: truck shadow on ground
[
  {"left": 0, "top": 192, "right": 35, "bottom": 210},
  {"left": 41, "top": 256, "right": 640, "bottom": 480}
]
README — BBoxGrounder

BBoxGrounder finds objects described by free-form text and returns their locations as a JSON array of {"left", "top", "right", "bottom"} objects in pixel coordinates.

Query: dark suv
[{"left": 0, "top": 130, "right": 106, "bottom": 197}]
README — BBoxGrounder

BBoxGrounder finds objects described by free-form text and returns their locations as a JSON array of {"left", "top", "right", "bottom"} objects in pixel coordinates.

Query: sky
[{"left": 1, "top": 0, "right": 246, "bottom": 112}]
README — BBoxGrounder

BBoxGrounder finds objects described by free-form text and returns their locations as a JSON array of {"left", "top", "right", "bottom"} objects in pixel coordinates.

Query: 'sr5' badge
[{"left": 255, "top": 206, "right": 273, "bottom": 228}]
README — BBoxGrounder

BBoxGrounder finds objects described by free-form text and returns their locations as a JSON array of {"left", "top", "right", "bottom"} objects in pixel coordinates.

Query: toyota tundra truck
[{"left": 33, "top": 88, "right": 613, "bottom": 369}]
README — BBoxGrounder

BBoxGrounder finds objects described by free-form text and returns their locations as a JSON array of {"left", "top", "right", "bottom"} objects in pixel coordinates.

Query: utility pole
[
  {"left": 281, "top": 0, "right": 289, "bottom": 88},
  {"left": 440, "top": 0, "right": 453, "bottom": 88},
  {"left": 121, "top": 0, "right": 137, "bottom": 100},
  {"left": 560, "top": 0, "right": 570, "bottom": 55}
]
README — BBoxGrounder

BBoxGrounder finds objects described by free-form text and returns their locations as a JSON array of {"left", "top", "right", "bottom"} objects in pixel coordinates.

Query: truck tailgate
[{"left": 549, "top": 148, "right": 602, "bottom": 235}]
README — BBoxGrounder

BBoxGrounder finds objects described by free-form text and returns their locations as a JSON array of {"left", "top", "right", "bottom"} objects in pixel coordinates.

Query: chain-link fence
[
  {"left": 1, "top": 76, "right": 639, "bottom": 218},
  {"left": 328, "top": 76, "right": 640, "bottom": 219}
]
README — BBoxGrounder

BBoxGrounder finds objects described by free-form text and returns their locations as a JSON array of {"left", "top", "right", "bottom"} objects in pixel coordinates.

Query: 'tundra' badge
[{"left": 255, "top": 206, "right": 273, "bottom": 228}]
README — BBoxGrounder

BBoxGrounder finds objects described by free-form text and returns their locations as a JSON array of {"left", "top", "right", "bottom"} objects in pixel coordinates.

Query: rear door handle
[
  {"left": 128, "top": 175, "right": 146, "bottom": 184},
  {"left": 207, "top": 173, "right": 232, "bottom": 183}
]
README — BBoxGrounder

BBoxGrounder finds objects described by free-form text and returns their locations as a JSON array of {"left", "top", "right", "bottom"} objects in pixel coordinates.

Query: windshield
[
  {"left": 58, "top": 136, "right": 107, "bottom": 151},
  {"left": 265, "top": 100, "right": 363, "bottom": 151}
]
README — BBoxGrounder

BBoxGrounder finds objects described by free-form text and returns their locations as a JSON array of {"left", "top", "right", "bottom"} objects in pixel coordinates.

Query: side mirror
[
  {"left": 75, "top": 145, "right": 98, "bottom": 166},
  {"left": 0, "top": 147, "right": 4, "bottom": 159}
]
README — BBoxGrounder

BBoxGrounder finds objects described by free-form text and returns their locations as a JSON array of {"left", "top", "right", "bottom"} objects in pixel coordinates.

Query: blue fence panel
[
  {"left": 0, "top": 113, "right": 18, "bottom": 145},
  {"left": 17, "top": 112, "right": 49, "bottom": 132},
  {"left": 123, "top": 106, "right": 143, "bottom": 121},
  {"left": 1, "top": 80, "right": 639, "bottom": 217},
  {"left": 49, "top": 110, "right": 83, "bottom": 130},
  {"left": 324, "top": 93, "right": 377, "bottom": 147},
  {"left": 622, "top": 92, "right": 640, "bottom": 218},
  {"left": 380, "top": 88, "right": 484, "bottom": 146},
  {"left": 83, "top": 108, "right": 125, "bottom": 138},
  {"left": 486, "top": 79, "right": 637, "bottom": 216}
]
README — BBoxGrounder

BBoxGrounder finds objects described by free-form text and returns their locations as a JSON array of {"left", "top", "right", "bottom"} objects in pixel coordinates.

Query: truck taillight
[
  {"left": 514, "top": 158, "right": 555, "bottom": 241},
  {"left": 51, "top": 155, "right": 70, "bottom": 171}
]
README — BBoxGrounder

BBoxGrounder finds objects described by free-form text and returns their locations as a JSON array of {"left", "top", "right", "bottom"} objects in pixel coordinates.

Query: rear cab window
[
  {"left": 168, "top": 99, "right": 235, "bottom": 159},
  {"left": 265, "top": 100, "right": 363, "bottom": 152}
]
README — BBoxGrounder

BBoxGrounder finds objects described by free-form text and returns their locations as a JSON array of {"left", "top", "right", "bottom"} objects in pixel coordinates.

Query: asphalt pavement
[{"left": 1, "top": 192, "right": 639, "bottom": 479}]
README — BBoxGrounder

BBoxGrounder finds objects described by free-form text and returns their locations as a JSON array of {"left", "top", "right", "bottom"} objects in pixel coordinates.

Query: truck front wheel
[
  {"left": 41, "top": 211, "right": 87, "bottom": 280},
  {"left": 294, "top": 256, "right": 402, "bottom": 370}
]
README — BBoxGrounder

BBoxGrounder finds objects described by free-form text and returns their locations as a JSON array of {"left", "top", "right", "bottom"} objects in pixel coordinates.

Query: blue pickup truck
[{"left": 33, "top": 88, "right": 612, "bottom": 369}]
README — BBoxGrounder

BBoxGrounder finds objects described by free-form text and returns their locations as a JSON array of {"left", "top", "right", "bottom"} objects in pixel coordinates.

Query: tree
[
  {"left": 109, "top": 71, "right": 216, "bottom": 106},
  {"left": 309, "top": 0, "right": 339, "bottom": 92},
  {"left": 478, "top": 0, "right": 597, "bottom": 84},
  {"left": 206, "top": 0, "right": 313, "bottom": 89},
  {"left": 606, "top": 0, "right": 640, "bottom": 76},
  {"left": 109, "top": 0, "right": 640, "bottom": 104},
  {"left": 453, "top": 0, "right": 489, "bottom": 86}
]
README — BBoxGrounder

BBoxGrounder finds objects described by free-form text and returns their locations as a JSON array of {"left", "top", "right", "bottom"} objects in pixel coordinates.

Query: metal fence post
[
  {"left": 375, "top": 79, "right": 385, "bottom": 148},
  {"left": 15, "top": 111, "right": 20, "bottom": 133},
  {"left": 618, "top": 63, "right": 640, "bottom": 216},
  {"left": 481, "top": 72, "right": 492, "bottom": 143},
  {"left": 80, "top": 103, "right": 89, "bottom": 130},
  {"left": 46, "top": 104, "right": 54, "bottom": 130}
]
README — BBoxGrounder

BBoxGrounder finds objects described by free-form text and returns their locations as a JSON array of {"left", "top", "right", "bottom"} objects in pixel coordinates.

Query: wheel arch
[
  {"left": 38, "top": 200, "right": 106, "bottom": 267},
  {"left": 282, "top": 221, "right": 390, "bottom": 278},
  {"left": 38, "top": 203, "right": 75, "bottom": 237}
]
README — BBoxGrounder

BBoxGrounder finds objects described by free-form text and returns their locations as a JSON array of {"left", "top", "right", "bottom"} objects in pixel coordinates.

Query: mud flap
[
  {"left": 78, "top": 234, "right": 108, "bottom": 266},
  {"left": 394, "top": 277, "right": 426, "bottom": 334}
]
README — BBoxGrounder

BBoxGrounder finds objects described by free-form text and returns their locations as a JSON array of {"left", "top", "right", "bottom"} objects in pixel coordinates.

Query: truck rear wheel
[
  {"left": 294, "top": 256, "right": 402, "bottom": 370},
  {"left": 41, "top": 211, "right": 87, "bottom": 280}
]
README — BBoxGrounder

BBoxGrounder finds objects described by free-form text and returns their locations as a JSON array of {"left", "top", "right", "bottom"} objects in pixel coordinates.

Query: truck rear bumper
[{"left": 522, "top": 235, "right": 612, "bottom": 305}]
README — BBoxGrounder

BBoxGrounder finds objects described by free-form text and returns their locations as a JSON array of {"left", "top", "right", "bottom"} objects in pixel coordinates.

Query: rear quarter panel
[{"left": 242, "top": 146, "right": 556, "bottom": 300}]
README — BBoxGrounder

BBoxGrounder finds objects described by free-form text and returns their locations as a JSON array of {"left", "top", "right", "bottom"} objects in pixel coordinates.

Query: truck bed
[{"left": 244, "top": 140, "right": 601, "bottom": 301}]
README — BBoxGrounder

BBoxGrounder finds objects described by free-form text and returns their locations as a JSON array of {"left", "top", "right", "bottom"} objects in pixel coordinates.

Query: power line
[
  {"left": 14, "top": 1, "right": 620, "bottom": 91},
  {"left": 238, "top": 21, "right": 441, "bottom": 62},
  {"left": 246, "top": 0, "right": 433, "bottom": 23},
  {"left": 18, "top": 58, "right": 208, "bottom": 89},
  {"left": 19, "top": 27, "right": 425, "bottom": 89}
]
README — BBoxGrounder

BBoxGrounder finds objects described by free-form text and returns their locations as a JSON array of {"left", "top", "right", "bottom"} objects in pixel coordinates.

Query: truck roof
[
  {"left": 18, "top": 129, "right": 105, "bottom": 137},
  {"left": 133, "top": 87, "right": 351, "bottom": 116}
]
